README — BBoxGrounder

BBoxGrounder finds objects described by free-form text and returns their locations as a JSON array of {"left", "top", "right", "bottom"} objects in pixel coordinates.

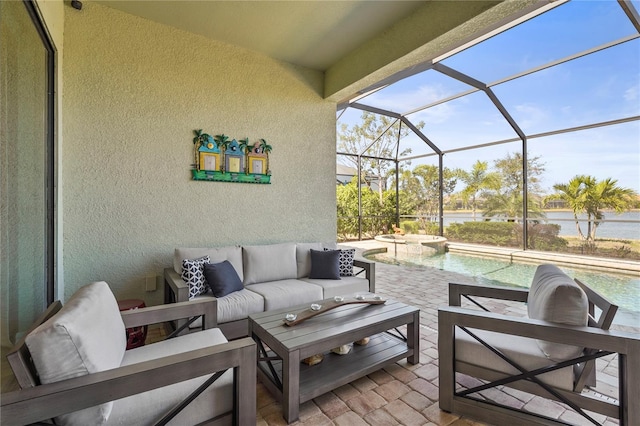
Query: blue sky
[{"left": 338, "top": 0, "right": 640, "bottom": 194}]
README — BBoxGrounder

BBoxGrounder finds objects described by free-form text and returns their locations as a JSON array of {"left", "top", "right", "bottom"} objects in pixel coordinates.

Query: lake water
[{"left": 442, "top": 211, "right": 640, "bottom": 240}]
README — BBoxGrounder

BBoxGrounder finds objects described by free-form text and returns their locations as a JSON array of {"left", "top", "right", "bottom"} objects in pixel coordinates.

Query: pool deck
[{"left": 254, "top": 240, "right": 638, "bottom": 425}]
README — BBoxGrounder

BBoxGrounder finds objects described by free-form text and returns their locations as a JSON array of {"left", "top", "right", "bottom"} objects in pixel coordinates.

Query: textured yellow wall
[{"left": 62, "top": 2, "right": 336, "bottom": 302}]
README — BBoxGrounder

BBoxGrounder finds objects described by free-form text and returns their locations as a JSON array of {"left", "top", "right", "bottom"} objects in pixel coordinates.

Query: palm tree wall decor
[{"left": 190, "top": 130, "right": 272, "bottom": 184}]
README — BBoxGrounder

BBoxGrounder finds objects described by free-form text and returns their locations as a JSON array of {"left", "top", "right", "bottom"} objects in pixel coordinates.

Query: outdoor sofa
[{"left": 164, "top": 242, "right": 375, "bottom": 339}]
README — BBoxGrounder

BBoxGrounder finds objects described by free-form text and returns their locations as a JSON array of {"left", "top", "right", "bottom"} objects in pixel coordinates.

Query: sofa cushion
[
  {"left": 302, "top": 276, "right": 370, "bottom": 299},
  {"left": 309, "top": 249, "right": 341, "bottom": 280},
  {"left": 456, "top": 328, "right": 575, "bottom": 391},
  {"left": 174, "top": 246, "right": 243, "bottom": 282},
  {"left": 246, "top": 279, "right": 323, "bottom": 311},
  {"left": 325, "top": 247, "right": 355, "bottom": 276},
  {"left": 25, "top": 281, "right": 127, "bottom": 425},
  {"left": 188, "top": 290, "right": 265, "bottom": 328},
  {"left": 204, "top": 260, "right": 244, "bottom": 298},
  {"left": 527, "top": 264, "right": 588, "bottom": 361},
  {"left": 182, "top": 255, "right": 211, "bottom": 300},
  {"left": 110, "top": 328, "right": 233, "bottom": 425},
  {"left": 242, "top": 243, "right": 297, "bottom": 285},
  {"left": 296, "top": 242, "right": 337, "bottom": 278}
]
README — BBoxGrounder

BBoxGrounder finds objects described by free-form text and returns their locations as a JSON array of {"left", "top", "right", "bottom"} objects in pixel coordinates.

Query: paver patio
[{"left": 255, "top": 242, "right": 634, "bottom": 426}]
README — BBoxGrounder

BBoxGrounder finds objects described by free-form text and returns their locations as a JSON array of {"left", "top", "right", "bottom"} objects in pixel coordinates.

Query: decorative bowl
[{"left": 285, "top": 313, "right": 297, "bottom": 321}]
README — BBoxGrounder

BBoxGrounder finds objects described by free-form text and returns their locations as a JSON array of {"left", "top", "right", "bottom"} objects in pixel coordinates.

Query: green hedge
[{"left": 445, "top": 221, "right": 567, "bottom": 250}]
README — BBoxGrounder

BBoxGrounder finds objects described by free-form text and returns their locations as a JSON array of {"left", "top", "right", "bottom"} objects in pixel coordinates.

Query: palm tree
[
  {"left": 192, "top": 129, "right": 212, "bottom": 170},
  {"left": 259, "top": 138, "right": 272, "bottom": 174},
  {"left": 551, "top": 175, "right": 638, "bottom": 246},
  {"left": 458, "top": 160, "right": 499, "bottom": 221},
  {"left": 238, "top": 137, "right": 250, "bottom": 173},
  {"left": 214, "top": 134, "right": 230, "bottom": 172}
]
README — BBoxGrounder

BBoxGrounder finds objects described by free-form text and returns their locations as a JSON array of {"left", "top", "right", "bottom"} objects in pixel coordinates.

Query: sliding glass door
[{"left": 1, "top": 0, "right": 55, "bottom": 346}]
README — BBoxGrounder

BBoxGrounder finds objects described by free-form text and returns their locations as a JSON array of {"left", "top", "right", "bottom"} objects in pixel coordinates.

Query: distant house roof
[{"left": 337, "top": 164, "right": 357, "bottom": 176}]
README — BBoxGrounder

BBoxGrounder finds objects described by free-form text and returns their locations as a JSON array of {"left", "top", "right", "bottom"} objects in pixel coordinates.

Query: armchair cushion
[
  {"left": 25, "top": 281, "right": 127, "bottom": 425},
  {"left": 204, "top": 260, "right": 244, "bottom": 298},
  {"left": 527, "top": 264, "right": 588, "bottom": 360},
  {"left": 109, "top": 328, "right": 233, "bottom": 425},
  {"left": 456, "top": 328, "right": 575, "bottom": 391}
]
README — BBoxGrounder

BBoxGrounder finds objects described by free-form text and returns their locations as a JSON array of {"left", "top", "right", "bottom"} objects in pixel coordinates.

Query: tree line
[{"left": 337, "top": 112, "right": 638, "bottom": 249}]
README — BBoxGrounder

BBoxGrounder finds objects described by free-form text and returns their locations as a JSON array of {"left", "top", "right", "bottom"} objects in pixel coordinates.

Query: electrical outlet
[{"left": 145, "top": 275, "right": 156, "bottom": 292}]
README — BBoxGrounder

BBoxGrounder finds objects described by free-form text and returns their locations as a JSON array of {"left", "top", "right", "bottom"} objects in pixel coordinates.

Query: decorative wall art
[{"left": 191, "top": 129, "right": 272, "bottom": 184}]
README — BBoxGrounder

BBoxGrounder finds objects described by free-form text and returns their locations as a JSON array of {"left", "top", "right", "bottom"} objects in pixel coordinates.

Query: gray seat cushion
[
  {"left": 242, "top": 243, "right": 297, "bottom": 285},
  {"left": 188, "top": 289, "right": 265, "bottom": 328},
  {"left": 246, "top": 279, "right": 323, "bottom": 311},
  {"left": 25, "top": 282, "right": 127, "bottom": 425},
  {"left": 455, "top": 328, "right": 575, "bottom": 391},
  {"left": 301, "top": 276, "right": 370, "bottom": 299},
  {"left": 174, "top": 246, "right": 243, "bottom": 282},
  {"left": 109, "top": 328, "right": 233, "bottom": 425},
  {"left": 528, "top": 264, "right": 588, "bottom": 360}
]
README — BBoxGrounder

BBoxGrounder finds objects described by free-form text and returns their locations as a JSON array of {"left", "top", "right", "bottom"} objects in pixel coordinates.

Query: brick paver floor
[{"left": 256, "top": 242, "right": 637, "bottom": 426}]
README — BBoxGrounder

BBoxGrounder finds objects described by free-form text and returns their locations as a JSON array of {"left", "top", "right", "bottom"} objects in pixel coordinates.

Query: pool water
[{"left": 366, "top": 250, "right": 640, "bottom": 327}]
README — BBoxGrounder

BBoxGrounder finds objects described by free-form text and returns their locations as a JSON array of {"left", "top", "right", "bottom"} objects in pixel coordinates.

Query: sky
[{"left": 337, "top": 0, "right": 640, "bottom": 194}]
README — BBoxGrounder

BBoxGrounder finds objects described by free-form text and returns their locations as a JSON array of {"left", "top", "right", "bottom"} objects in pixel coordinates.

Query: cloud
[
  {"left": 514, "top": 103, "right": 549, "bottom": 130},
  {"left": 366, "top": 84, "right": 454, "bottom": 114},
  {"left": 624, "top": 84, "right": 638, "bottom": 101}
]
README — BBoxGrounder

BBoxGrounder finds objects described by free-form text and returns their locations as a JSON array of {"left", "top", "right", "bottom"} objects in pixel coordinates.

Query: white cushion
[
  {"left": 188, "top": 289, "right": 265, "bottom": 328},
  {"left": 109, "top": 328, "right": 233, "bottom": 425},
  {"left": 528, "top": 264, "right": 588, "bottom": 361},
  {"left": 302, "top": 276, "right": 370, "bottom": 299},
  {"left": 246, "top": 279, "right": 323, "bottom": 311},
  {"left": 25, "top": 282, "right": 127, "bottom": 425},
  {"left": 456, "top": 328, "right": 575, "bottom": 391},
  {"left": 242, "top": 243, "right": 297, "bottom": 285},
  {"left": 174, "top": 246, "right": 243, "bottom": 282},
  {"left": 295, "top": 242, "right": 337, "bottom": 278}
]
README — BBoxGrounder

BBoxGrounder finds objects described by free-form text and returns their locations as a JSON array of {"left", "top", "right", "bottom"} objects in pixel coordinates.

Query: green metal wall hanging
[{"left": 191, "top": 129, "right": 271, "bottom": 184}]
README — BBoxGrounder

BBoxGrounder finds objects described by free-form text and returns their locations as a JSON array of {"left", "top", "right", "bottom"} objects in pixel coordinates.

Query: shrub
[
  {"left": 400, "top": 220, "right": 419, "bottom": 234},
  {"left": 445, "top": 221, "right": 568, "bottom": 250},
  {"left": 445, "top": 222, "right": 516, "bottom": 246}
]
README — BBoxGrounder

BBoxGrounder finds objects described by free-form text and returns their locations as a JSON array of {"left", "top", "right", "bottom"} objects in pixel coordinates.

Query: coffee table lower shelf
[{"left": 257, "top": 332, "right": 411, "bottom": 404}]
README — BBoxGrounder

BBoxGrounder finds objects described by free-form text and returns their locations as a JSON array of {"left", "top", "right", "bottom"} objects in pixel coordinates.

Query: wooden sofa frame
[
  {"left": 164, "top": 258, "right": 375, "bottom": 340},
  {"left": 2, "top": 299, "right": 257, "bottom": 426},
  {"left": 439, "top": 281, "right": 640, "bottom": 426}
]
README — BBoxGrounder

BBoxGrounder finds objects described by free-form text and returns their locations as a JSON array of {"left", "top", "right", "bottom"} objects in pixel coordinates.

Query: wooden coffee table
[{"left": 248, "top": 296, "right": 420, "bottom": 423}]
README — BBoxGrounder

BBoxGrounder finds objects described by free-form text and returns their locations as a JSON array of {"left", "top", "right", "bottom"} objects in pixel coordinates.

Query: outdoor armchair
[
  {"left": 2, "top": 281, "right": 256, "bottom": 425},
  {"left": 438, "top": 264, "right": 640, "bottom": 425}
]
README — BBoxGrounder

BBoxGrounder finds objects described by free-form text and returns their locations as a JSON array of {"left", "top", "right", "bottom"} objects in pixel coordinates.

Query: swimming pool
[{"left": 365, "top": 249, "right": 640, "bottom": 327}]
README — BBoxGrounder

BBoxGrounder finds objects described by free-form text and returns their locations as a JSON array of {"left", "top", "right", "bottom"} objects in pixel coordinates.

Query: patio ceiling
[
  {"left": 94, "top": 0, "right": 553, "bottom": 102},
  {"left": 94, "top": 0, "right": 424, "bottom": 71}
]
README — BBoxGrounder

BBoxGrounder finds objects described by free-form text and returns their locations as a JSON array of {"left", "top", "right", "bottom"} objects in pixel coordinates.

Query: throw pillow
[
  {"left": 325, "top": 248, "right": 355, "bottom": 276},
  {"left": 182, "top": 255, "right": 211, "bottom": 300},
  {"left": 309, "top": 249, "right": 341, "bottom": 280},
  {"left": 203, "top": 260, "right": 244, "bottom": 298}
]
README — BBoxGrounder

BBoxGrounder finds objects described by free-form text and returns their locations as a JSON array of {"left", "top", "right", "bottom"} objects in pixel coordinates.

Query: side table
[{"left": 117, "top": 299, "right": 148, "bottom": 349}]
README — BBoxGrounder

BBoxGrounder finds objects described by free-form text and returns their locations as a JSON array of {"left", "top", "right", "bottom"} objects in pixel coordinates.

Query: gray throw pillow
[
  {"left": 309, "top": 249, "right": 341, "bottom": 280},
  {"left": 203, "top": 260, "right": 244, "bottom": 297}
]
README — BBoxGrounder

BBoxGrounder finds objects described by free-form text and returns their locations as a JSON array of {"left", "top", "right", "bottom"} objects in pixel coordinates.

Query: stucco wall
[{"left": 62, "top": 2, "right": 336, "bottom": 302}]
